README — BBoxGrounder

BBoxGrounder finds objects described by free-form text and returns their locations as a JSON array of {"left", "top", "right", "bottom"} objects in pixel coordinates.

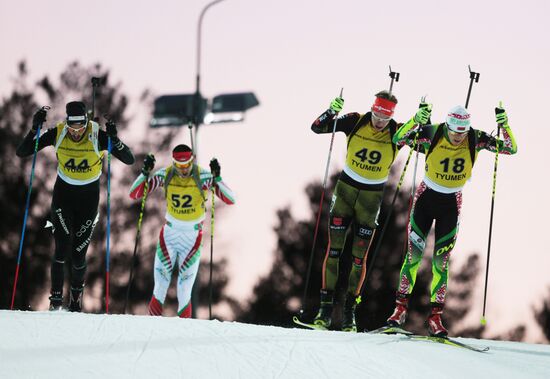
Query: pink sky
[{"left": 2, "top": 0, "right": 549, "bottom": 341}]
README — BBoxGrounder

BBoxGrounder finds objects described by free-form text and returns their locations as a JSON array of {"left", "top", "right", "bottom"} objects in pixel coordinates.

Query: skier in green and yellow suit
[
  {"left": 310, "top": 91, "right": 424, "bottom": 331},
  {"left": 386, "top": 103, "right": 517, "bottom": 337}
]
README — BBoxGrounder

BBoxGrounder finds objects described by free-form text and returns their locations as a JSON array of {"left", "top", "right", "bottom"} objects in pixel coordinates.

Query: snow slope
[{"left": 1, "top": 310, "right": 549, "bottom": 379}]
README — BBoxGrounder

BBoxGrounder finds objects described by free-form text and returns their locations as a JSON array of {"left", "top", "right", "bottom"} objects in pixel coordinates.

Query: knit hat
[
  {"left": 66, "top": 101, "right": 87, "bottom": 125},
  {"left": 446, "top": 105, "right": 471, "bottom": 133}
]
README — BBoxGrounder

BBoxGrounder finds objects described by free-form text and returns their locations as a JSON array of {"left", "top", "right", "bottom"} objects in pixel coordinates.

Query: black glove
[
  {"left": 142, "top": 153, "right": 156, "bottom": 176},
  {"left": 106, "top": 120, "right": 117, "bottom": 138},
  {"left": 210, "top": 158, "right": 221, "bottom": 178},
  {"left": 32, "top": 109, "right": 47, "bottom": 132}
]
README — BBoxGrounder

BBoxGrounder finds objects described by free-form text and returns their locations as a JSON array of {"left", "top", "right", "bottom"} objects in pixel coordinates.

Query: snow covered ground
[{"left": 1, "top": 310, "right": 549, "bottom": 379}]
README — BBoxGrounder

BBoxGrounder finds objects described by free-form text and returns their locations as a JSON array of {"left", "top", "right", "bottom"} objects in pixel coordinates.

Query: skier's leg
[
  {"left": 396, "top": 183, "right": 434, "bottom": 297},
  {"left": 347, "top": 187, "right": 383, "bottom": 296},
  {"left": 322, "top": 180, "right": 355, "bottom": 292},
  {"left": 49, "top": 185, "right": 74, "bottom": 308},
  {"left": 69, "top": 212, "right": 99, "bottom": 312},
  {"left": 149, "top": 225, "right": 177, "bottom": 316},
  {"left": 176, "top": 226, "right": 203, "bottom": 318},
  {"left": 430, "top": 191, "right": 461, "bottom": 305},
  {"left": 397, "top": 183, "right": 433, "bottom": 298},
  {"left": 427, "top": 191, "right": 462, "bottom": 336},
  {"left": 314, "top": 180, "right": 355, "bottom": 328},
  {"left": 68, "top": 189, "right": 100, "bottom": 312},
  {"left": 388, "top": 183, "right": 434, "bottom": 326},
  {"left": 341, "top": 187, "right": 382, "bottom": 331}
]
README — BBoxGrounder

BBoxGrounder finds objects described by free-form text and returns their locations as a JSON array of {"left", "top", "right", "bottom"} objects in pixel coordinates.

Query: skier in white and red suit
[{"left": 129, "top": 144, "right": 235, "bottom": 317}]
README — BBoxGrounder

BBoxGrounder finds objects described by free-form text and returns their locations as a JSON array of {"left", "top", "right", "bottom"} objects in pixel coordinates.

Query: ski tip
[
  {"left": 292, "top": 316, "right": 328, "bottom": 331},
  {"left": 369, "top": 325, "right": 413, "bottom": 335}
]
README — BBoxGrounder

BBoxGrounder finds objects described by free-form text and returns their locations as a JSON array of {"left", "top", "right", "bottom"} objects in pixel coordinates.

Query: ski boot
[
  {"left": 148, "top": 296, "right": 163, "bottom": 316},
  {"left": 49, "top": 290, "right": 63, "bottom": 311},
  {"left": 342, "top": 292, "right": 359, "bottom": 332},
  {"left": 387, "top": 296, "right": 409, "bottom": 327},
  {"left": 427, "top": 304, "right": 448, "bottom": 337},
  {"left": 68, "top": 285, "right": 84, "bottom": 312},
  {"left": 313, "top": 289, "right": 334, "bottom": 329}
]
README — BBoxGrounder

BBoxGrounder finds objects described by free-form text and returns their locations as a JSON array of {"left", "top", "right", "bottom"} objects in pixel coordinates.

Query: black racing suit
[{"left": 16, "top": 126, "right": 134, "bottom": 295}]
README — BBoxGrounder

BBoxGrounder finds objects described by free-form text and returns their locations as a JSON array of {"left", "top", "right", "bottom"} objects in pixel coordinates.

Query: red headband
[
  {"left": 173, "top": 151, "right": 193, "bottom": 163},
  {"left": 371, "top": 97, "right": 396, "bottom": 117}
]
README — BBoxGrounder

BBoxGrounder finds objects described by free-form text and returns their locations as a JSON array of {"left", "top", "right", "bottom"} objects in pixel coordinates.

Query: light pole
[
  {"left": 191, "top": 0, "right": 227, "bottom": 319},
  {"left": 193, "top": 0, "right": 227, "bottom": 157}
]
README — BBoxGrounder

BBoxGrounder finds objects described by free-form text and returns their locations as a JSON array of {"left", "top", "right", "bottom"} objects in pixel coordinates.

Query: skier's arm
[
  {"left": 393, "top": 118, "right": 434, "bottom": 152},
  {"left": 393, "top": 123, "right": 406, "bottom": 151},
  {"left": 475, "top": 107, "right": 517, "bottom": 155},
  {"left": 98, "top": 123, "right": 135, "bottom": 165},
  {"left": 311, "top": 110, "right": 361, "bottom": 135},
  {"left": 202, "top": 173, "right": 236, "bottom": 205},
  {"left": 16, "top": 108, "right": 56, "bottom": 157},
  {"left": 202, "top": 160, "right": 235, "bottom": 205},
  {"left": 393, "top": 103, "right": 434, "bottom": 149},
  {"left": 213, "top": 177, "right": 236, "bottom": 205},
  {"left": 475, "top": 126, "right": 517, "bottom": 155},
  {"left": 129, "top": 168, "right": 166, "bottom": 200},
  {"left": 16, "top": 127, "right": 57, "bottom": 157}
]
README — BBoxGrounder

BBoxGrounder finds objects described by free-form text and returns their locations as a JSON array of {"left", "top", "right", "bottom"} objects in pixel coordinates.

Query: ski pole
[
  {"left": 91, "top": 76, "right": 105, "bottom": 121},
  {"left": 388, "top": 66, "right": 400, "bottom": 95},
  {"left": 299, "top": 87, "right": 343, "bottom": 317},
  {"left": 465, "top": 66, "right": 480, "bottom": 109},
  {"left": 188, "top": 121, "right": 195, "bottom": 153},
  {"left": 401, "top": 139, "right": 421, "bottom": 259},
  {"left": 11, "top": 106, "right": 50, "bottom": 310},
  {"left": 358, "top": 130, "right": 420, "bottom": 300},
  {"left": 123, "top": 175, "right": 150, "bottom": 314},
  {"left": 401, "top": 97, "right": 428, "bottom": 257},
  {"left": 208, "top": 185, "right": 215, "bottom": 320},
  {"left": 480, "top": 102, "right": 503, "bottom": 326},
  {"left": 355, "top": 69, "right": 402, "bottom": 299},
  {"left": 105, "top": 132, "right": 112, "bottom": 314}
]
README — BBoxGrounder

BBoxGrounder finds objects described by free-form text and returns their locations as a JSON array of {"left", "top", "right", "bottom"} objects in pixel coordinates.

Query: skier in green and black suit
[
  {"left": 386, "top": 103, "right": 518, "bottom": 336},
  {"left": 310, "top": 91, "right": 426, "bottom": 331}
]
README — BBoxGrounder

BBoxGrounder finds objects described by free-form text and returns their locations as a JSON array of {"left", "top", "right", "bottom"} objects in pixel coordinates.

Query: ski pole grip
[{"left": 495, "top": 106, "right": 505, "bottom": 126}]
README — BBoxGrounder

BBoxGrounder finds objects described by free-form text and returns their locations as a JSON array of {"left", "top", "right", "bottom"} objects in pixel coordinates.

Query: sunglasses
[
  {"left": 66, "top": 123, "right": 86, "bottom": 132},
  {"left": 371, "top": 112, "right": 391, "bottom": 122},
  {"left": 174, "top": 161, "right": 193, "bottom": 170}
]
